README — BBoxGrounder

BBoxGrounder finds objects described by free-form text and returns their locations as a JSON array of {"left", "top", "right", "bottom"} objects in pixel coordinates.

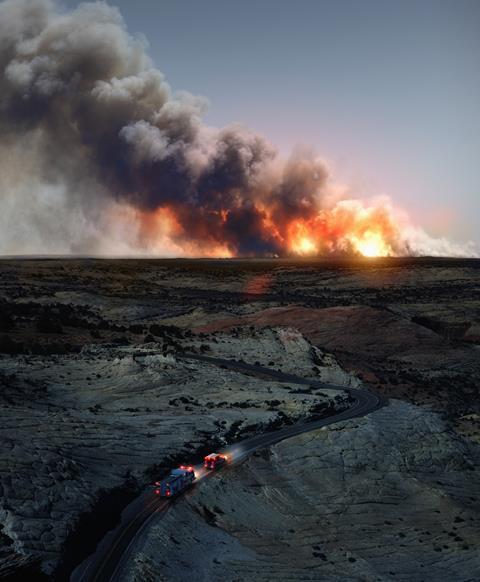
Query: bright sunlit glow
[
  {"left": 289, "top": 220, "right": 319, "bottom": 255},
  {"left": 297, "top": 237, "right": 316, "bottom": 254},
  {"left": 351, "top": 231, "right": 391, "bottom": 257}
]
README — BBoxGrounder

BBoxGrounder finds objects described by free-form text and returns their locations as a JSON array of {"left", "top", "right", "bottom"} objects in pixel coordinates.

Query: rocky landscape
[
  {"left": 0, "top": 257, "right": 479, "bottom": 581},
  {"left": 125, "top": 401, "right": 480, "bottom": 582}
]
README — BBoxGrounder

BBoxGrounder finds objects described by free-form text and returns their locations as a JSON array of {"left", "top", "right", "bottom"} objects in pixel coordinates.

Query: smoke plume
[{"left": 0, "top": 0, "right": 476, "bottom": 258}]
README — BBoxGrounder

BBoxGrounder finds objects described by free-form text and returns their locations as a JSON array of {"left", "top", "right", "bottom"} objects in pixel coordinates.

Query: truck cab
[{"left": 204, "top": 453, "right": 227, "bottom": 470}]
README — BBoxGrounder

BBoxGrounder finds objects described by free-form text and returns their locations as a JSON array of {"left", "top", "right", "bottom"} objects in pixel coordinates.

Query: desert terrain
[{"left": 0, "top": 257, "right": 479, "bottom": 581}]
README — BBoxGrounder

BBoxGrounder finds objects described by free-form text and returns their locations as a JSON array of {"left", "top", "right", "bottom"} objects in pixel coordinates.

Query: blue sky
[{"left": 64, "top": 0, "right": 480, "bottom": 244}]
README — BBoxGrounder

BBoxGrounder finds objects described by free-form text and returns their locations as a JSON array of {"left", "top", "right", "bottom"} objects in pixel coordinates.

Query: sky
[{"left": 61, "top": 0, "right": 479, "bottom": 246}]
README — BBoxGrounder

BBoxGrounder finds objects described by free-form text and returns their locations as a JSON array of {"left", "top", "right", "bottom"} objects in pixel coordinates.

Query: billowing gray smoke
[
  {"left": 0, "top": 0, "right": 330, "bottom": 255},
  {"left": 0, "top": 0, "right": 476, "bottom": 257}
]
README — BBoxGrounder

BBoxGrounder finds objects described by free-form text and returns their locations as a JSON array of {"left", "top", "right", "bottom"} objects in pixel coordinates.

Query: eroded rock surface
[
  {"left": 124, "top": 401, "right": 480, "bottom": 582},
  {"left": 0, "top": 331, "right": 348, "bottom": 575},
  {"left": 0, "top": 257, "right": 479, "bottom": 579}
]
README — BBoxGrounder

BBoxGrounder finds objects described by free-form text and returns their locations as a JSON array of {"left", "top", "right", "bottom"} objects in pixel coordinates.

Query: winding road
[{"left": 71, "top": 354, "right": 387, "bottom": 582}]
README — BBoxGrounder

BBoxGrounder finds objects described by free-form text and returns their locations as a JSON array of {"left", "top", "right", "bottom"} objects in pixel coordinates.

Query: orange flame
[
  {"left": 129, "top": 197, "right": 405, "bottom": 258},
  {"left": 285, "top": 201, "right": 398, "bottom": 257},
  {"left": 137, "top": 207, "right": 233, "bottom": 258},
  {"left": 351, "top": 230, "right": 392, "bottom": 257}
]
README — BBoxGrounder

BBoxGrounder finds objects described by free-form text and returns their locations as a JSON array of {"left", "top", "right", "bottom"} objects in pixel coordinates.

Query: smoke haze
[{"left": 0, "top": 0, "right": 476, "bottom": 258}]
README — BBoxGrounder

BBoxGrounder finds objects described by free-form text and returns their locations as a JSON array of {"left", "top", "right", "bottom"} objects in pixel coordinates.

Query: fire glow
[
  {"left": 0, "top": 0, "right": 475, "bottom": 259},
  {"left": 133, "top": 198, "right": 401, "bottom": 258},
  {"left": 275, "top": 201, "right": 397, "bottom": 257}
]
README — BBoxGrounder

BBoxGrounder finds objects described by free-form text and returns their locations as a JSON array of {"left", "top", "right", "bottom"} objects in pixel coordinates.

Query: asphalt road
[{"left": 71, "top": 354, "right": 387, "bottom": 582}]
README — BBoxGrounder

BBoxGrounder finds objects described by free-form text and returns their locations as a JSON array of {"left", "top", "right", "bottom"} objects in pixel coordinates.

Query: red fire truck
[{"left": 204, "top": 453, "right": 227, "bottom": 470}]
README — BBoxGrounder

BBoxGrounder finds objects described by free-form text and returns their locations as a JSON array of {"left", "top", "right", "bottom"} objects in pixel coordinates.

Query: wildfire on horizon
[
  {"left": 134, "top": 198, "right": 402, "bottom": 258},
  {"left": 0, "top": 0, "right": 476, "bottom": 259},
  {"left": 285, "top": 201, "right": 397, "bottom": 258}
]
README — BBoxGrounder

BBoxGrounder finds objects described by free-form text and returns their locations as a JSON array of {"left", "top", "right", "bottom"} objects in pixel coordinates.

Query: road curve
[{"left": 71, "top": 354, "right": 388, "bottom": 582}]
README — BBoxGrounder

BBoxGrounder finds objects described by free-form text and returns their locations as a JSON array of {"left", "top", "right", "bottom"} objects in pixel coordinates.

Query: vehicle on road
[
  {"left": 204, "top": 453, "right": 228, "bottom": 470},
  {"left": 153, "top": 466, "right": 195, "bottom": 497},
  {"left": 75, "top": 354, "right": 386, "bottom": 582}
]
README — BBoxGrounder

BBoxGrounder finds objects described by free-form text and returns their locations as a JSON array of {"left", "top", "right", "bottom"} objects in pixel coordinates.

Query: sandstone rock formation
[{"left": 124, "top": 401, "right": 480, "bottom": 581}]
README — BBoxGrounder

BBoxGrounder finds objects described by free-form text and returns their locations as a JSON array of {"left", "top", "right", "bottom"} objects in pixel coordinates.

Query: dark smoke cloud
[
  {"left": 0, "top": 0, "right": 332, "bottom": 255},
  {"left": 0, "top": 0, "right": 475, "bottom": 257}
]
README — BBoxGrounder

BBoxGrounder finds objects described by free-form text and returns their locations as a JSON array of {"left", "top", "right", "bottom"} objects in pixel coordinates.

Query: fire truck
[
  {"left": 204, "top": 453, "right": 227, "bottom": 470},
  {"left": 153, "top": 466, "right": 195, "bottom": 497}
]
